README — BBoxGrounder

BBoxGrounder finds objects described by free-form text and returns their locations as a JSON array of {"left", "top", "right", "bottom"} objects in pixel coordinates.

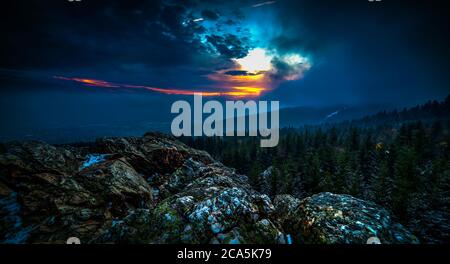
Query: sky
[{"left": 1, "top": 0, "right": 449, "bottom": 141}]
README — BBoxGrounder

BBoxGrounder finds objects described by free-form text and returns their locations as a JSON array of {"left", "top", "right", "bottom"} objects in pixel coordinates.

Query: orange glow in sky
[
  {"left": 54, "top": 48, "right": 309, "bottom": 98},
  {"left": 54, "top": 76, "right": 264, "bottom": 98}
]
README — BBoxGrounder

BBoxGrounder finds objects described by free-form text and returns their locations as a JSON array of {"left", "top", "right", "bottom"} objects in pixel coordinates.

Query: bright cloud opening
[{"left": 234, "top": 48, "right": 273, "bottom": 74}]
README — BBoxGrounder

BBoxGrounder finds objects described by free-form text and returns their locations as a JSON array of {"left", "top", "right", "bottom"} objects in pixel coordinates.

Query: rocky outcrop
[
  {"left": 0, "top": 133, "right": 418, "bottom": 244},
  {"left": 274, "top": 193, "right": 419, "bottom": 244},
  {"left": 148, "top": 161, "right": 283, "bottom": 244}
]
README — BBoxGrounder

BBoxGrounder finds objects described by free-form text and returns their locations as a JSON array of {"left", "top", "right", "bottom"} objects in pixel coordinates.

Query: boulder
[
  {"left": 149, "top": 160, "right": 283, "bottom": 244},
  {"left": 0, "top": 141, "right": 153, "bottom": 243},
  {"left": 93, "top": 133, "right": 213, "bottom": 175},
  {"left": 275, "top": 192, "right": 419, "bottom": 244}
]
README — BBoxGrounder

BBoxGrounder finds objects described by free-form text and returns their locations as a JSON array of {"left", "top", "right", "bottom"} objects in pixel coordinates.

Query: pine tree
[
  {"left": 335, "top": 150, "right": 350, "bottom": 194},
  {"left": 373, "top": 158, "right": 393, "bottom": 208},
  {"left": 393, "top": 146, "right": 417, "bottom": 222},
  {"left": 249, "top": 161, "right": 263, "bottom": 192}
]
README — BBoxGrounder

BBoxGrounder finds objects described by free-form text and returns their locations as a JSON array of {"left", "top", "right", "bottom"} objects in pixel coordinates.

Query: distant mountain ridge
[
  {"left": 339, "top": 95, "right": 450, "bottom": 127},
  {"left": 279, "top": 104, "right": 392, "bottom": 127},
  {"left": 1, "top": 96, "right": 448, "bottom": 143},
  {"left": 281, "top": 95, "right": 450, "bottom": 128}
]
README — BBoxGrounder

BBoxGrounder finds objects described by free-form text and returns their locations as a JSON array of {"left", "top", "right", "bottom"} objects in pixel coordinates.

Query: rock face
[
  {"left": 0, "top": 133, "right": 418, "bottom": 244},
  {"left": 274, "top": 193, "right": 419, "bottom": 244}
]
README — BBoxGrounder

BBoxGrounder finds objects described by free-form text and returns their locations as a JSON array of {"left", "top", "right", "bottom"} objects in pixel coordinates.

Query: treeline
[
  {"left": 340, "top": 95, "right": 450, "bottom": 127},
  {"left": 180, "top": 97, "right": 450, "bottom": 243}
]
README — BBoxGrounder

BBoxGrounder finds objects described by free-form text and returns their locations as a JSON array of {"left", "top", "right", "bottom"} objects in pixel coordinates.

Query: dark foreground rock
[
  {"left": 0, "top": 133, "right": 418, "bottom": 244},
  {"left": 274, "top": 193, "right": 419, "bottom": 244}
]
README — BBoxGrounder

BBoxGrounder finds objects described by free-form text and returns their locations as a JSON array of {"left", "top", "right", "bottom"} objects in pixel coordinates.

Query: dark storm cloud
[
  {"left": 224, "top": 70, "right": 261, "bottom": 76},
  {"left": 0, "top": 0, "right": 242, "bottom": 72},
  {"left": 266, "top": 0, "right": 450, "bottom": 66},
  {"left": 0, "top": 0, "right": 261, "bottom": 93},
  {"left": 205, "top": 34, "right": 250, "bottom": 59},
  {"left": 2, "top": 0, "right": 190, "bottom": 70},
  {"left": 261, "top": 0, "right": 450, "bottom": 106},
  {"left": 201, "top": 9, "right": 219, "bottom": 20},
  {"left": 269, "top": 56, "right": 309, "bottom": 82}
]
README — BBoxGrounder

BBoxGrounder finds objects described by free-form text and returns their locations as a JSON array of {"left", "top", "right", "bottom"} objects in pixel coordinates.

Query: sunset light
[{"left": 234, "top": 48, "right": 273, "bottom": 74}]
